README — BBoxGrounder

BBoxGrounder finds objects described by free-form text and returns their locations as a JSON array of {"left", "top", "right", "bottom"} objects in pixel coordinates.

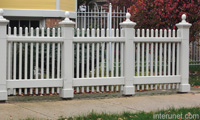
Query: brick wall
[{"left": 45, "top": 18, "right": 63, "bottom": 27}]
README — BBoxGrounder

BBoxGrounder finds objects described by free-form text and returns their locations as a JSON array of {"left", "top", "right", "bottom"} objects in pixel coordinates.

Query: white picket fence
[{"left": 0, "top": 9, "right": 191, "bottom": 101}]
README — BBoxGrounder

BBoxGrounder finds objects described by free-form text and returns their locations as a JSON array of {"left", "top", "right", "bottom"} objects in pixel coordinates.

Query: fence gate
[
  {"left": 76, "top": 3, "right": 126, "bottom": 70},
  {"left": 76, "top": 3, "right": 126, "bottom": 31}
]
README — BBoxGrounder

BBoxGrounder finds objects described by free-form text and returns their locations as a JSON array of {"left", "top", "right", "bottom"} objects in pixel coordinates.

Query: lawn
[{"left": 21, "top": 107, "right": 200, "bottom": 120}]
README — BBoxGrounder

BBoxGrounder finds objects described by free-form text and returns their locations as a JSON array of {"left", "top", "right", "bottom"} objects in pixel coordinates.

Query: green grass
[
  {"left": 60, "top": 107, "right": 200, "bottom": 120},
  {"left": 190, "top": 75, "right": 200, "bottom": 86},
  {"left": 20, "top": 107, "right": 200, "bottom": 120}
]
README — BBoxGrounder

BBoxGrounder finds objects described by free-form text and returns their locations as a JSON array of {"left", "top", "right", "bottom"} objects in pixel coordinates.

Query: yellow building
[{"left": 0, "top": 0, "right": 77, "bottom": 28}]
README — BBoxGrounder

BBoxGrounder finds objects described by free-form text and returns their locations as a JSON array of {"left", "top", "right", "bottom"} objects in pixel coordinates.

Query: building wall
[
  {"left": 0, "top": 0, "right": 75, "bottom": 11},
  {"left": 60, "top": 0, "right": 75, "bottom": 12},
  {"left": 0, "top": 0, "right": 56, "bottom": 10}
]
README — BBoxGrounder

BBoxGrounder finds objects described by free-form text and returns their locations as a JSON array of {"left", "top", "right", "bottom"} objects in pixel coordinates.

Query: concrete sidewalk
[{"left": 0, "top": 93, "right": 200, "bottom": 120}]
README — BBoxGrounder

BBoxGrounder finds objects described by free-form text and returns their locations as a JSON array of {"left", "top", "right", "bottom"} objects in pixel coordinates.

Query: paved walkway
[{"left": 0, "top": 92, "right": 200, "bottom": 120}]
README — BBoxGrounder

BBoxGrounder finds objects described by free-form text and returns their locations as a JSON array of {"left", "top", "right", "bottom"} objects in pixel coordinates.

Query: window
[{"left": 8, "top": 20, "right": 40, "bottom": 34}]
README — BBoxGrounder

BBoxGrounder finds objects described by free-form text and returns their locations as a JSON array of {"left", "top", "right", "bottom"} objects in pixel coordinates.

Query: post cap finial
[
  {"left": 126, "top": 13, "right": 131, "bottom": 20},
  {"left": 0, "top": 9, "right": 3, "bottom": 16},
  {"left": 182, "top": 14, "right": 186, "bottom": 21},
  {"left": 176, "top": 14, "right": 191, "bottom": 28},
  {"left": 65, "top": 11, "right": 70, "bottom": 18},
  {"left": 59, "top": 11, "right": 75, "bottom": 26},
  {"left": 120, "top": 12, "right": 136, "bottom": 28}
]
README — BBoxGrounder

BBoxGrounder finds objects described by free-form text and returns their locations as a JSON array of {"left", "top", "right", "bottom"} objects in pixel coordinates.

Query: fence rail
[{"left": 0, "top": 10, "right": 192, "bottom": 101}]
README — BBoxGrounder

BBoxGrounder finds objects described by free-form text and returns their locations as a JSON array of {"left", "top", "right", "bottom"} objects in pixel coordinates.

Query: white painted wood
[
  {"left": 146, "top": 29, "right": 149, "bottom": 37},
  {"left": 18, "top": 42, "right": 22, "bottom": 80},
  {"left": 57, "top": 43, "right": 61, "bottom": 79},
  {"left": 168, "top": 29, "right": 171, "bottom": 38},
  {"left": 46, "top": 43, "right": 50, "bottom": 79},
  {"left": 142, "top": 43, "right": 144, "bottom": 76},
  {"left": 159, "top": 43, "right": 162, "bottom": 76},
  {"left": 41, "top": 88, "right": 44, "bottom": 94},
  {"left": 172, "top": 43, "right": 175, "bottom": 75},
  {"left": 81, "top": 87, "right": 84, "bottom": 93},
  {"left": 151, "top": 29, "right": 153, "bottom": 37},
  {"left": 52, "top": 88, "right": 55, "bottom": 94},
  {"left": 146, "top": 85, "right": 149, "bottom": 90},
  {"left": 86, "top": 43, "right": 89, "bottom": 78},
  {"left": 41, "top": 43, "right": 44, "bottom": 79},
  {"left": 164, "top": 29, "right": 167, "bottom": 37},
  {"left": 77, "top": 28, "right": 80, "bottom": 37},
  {"left": 92, "top": 43, "right": 95, "bottom": 78},
  {"left": 41, "top": 27, "right": 44, "bottom": 37},
  {"left": 7, "top": 79, "right": 63, "bottom": 88},
  {"left": 164, "top": 43, "right": 167, "bottom": 75},
  {"left": 73, "top": 77, "right": 124, "bottom": 86},
  {"left": 120, "top": 43, "right": 124, "bottom": 77},
  {"left": 164, "top": 84, "right": 166, "bottom": 89},
  {"left": 155, "top": 29, "right": 158, "bottom": 37},
  {"left": 101, "top": 43, "right": 105, "bottom": 77},
  {"left": 173, "top": 29, "right": 175, "bottom": 38},
  {"left": 106, "top": 42, "right": 109, "bottom": 77},
  {"left": 116, "top": 43, "right": 119, "bottom": 77},
  {"left": 52, "top": 43, "right": 55, "bottom": 79},
  {"left": 91, "top": 86, "right": 94, "bottom": 92},
  {"left": 142, "top": 29, "right": 145, "bottom": 37},
  {"left": 8, "top": 27, "right": 11, "bottom": 36},
  {"left": 36, "top": 43, "right": 39, "bottom": 79},
  {"left": 96, "top": 43, "right": 100, "bottom": 77},
  {"left": 25, "top": 43, "right": 28, "bottom": 79},
  {"left": 134, "top": 76, "right": 181, "bottom": 84},
  {"left": 137, "top": 29, "right": 140, "bottom": 37},
  {"left": 134, "top": 38, "right": 182, "bottom": 43},
  {"left": 155, "top": 84, "right": 157, "bottom": 90},
  {"left": 106, "top": 86, "right": 109, "bottom": 92},
  {"left": 142, "top": 85, "right": 144, "bottom": 90},
  {"left": 146, "top": 43, "right": 149, "bottom": 76},
  {"left": 177, "top": 43, "right": 180, "bottom": 75},
  {"left": 24, "top": 88, "right": 27, "bottom": 95},
  {"left": 150, "top": 43, "right": 153, "bottom": 76},
  {"left": 30, "top": 43, "right": 33, "bottom": 79},
  {"left": 101, "top": 86, "right": 104, "bottom": 92},
  {"left": 73, "top": 37, "right": 125, "bottom": 43},
  {"left": 8, "top": 37, "right": 64, "bottom": 43},
  {"left": 82, "top": 43, "right": 85, "bottom": 78},
  {"left": 168, "top": 43, "right": 171, "bottom": 76},
  {"left": 82, "top": 28, "right": 85, "bottom": 37},
  {"left": 155, "top": 43, "right": 158, "bottom": 76},
  {"left": 86, "top": 87, "right": 89, "bottom": 92},
  {"left": 46, "top": 88, "right": 49, "bottom": 94},
  {"left": 96, "top": 86, "right": 99, "bottom": 92},
  {"left": 76, "top": 43, "right": 80, "bottom": 78},
  {"left": 7, "top": 42, "right": 12, "bottom": 80},
  {"left": 111, "top": 42, "right": 114, "bottom": 77},
  {"left": 35, "top": 88, "right": 38, "bottom": 94},
  {"left": 160, "top": 29, "right": 163, "bottom": 37},
  {"left": 137, "top": 43, "right": 140, "bottom": 76}
]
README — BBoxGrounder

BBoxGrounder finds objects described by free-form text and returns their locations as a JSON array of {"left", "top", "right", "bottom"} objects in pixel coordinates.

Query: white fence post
[
  {"left": 59, "top": 12, "right": 75, "bottom": 98},
  {"left": 120, "top": 13, "right": 136, "bottom": 95},
  {"left": 0, "top": 9, "right": 9, "bottom": 101},
  {"left": 176, "top": 14, "right": 192, "bottom": 92}
]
